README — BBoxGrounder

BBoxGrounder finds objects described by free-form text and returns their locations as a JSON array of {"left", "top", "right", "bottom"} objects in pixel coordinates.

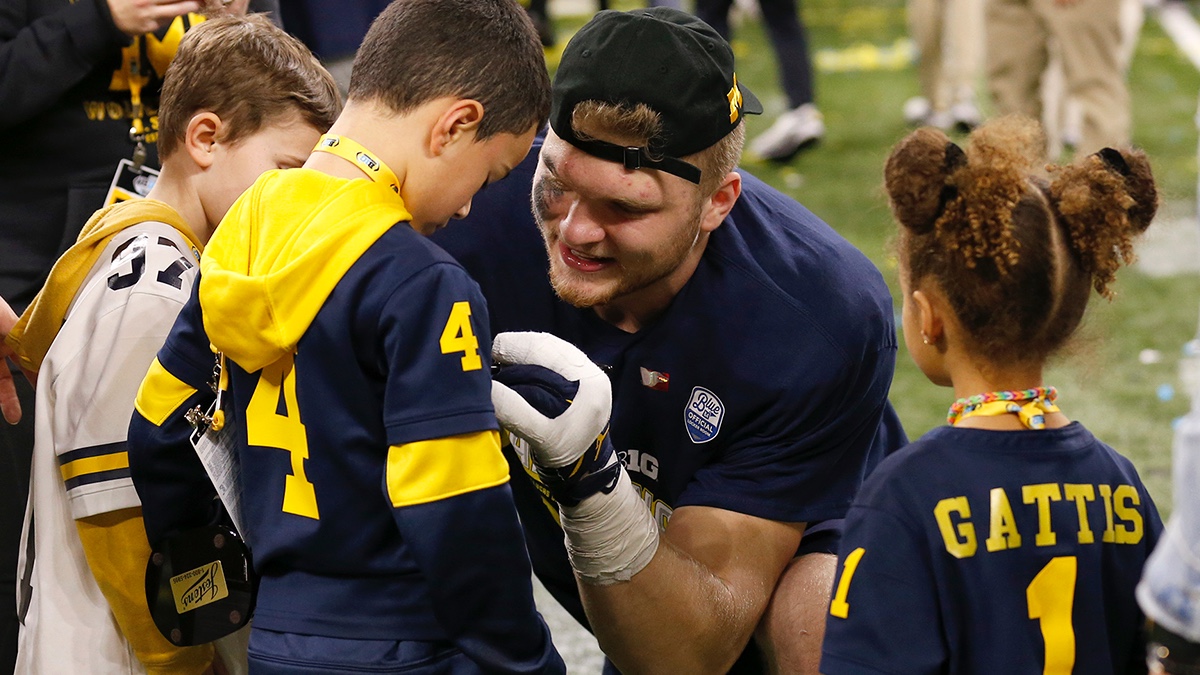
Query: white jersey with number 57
[{"left": 17, "top": 220, "right": 198, "bottom": 674}]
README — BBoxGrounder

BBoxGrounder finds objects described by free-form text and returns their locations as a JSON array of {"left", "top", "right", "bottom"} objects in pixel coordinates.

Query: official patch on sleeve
[{"left": 685, "top": 386, "right": 724, "bottom": 444}]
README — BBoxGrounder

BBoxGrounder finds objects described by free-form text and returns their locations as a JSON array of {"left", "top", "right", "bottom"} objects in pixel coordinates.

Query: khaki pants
[
  {"left": 910, "top": 0, "right": 984, "bottom": 112},
  {"left": 986, "top": 0, "right": 1129, "bottom": 155}
]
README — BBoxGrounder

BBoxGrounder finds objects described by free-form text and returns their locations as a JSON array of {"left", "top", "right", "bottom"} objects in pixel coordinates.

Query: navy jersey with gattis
[
  {"left": 130, "top": 223, "right": 559, "bottom": 671},
  {"left": 821, "top": 423, "right": 1163, "bottom": 675},
  {"left": 431, "top": 135, "right": 906, "bottom": 673}
]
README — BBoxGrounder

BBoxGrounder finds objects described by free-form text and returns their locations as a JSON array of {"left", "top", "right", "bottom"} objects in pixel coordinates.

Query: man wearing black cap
[{"left": 432, "top": 8, "right": 904, "bottom": 673}]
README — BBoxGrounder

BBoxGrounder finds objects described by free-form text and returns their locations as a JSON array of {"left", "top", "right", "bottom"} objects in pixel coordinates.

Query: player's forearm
[
  {"left": 578, "top": 536, "right": 758, "bottom": 675},
  {"left": 754, "top": 553, "right": 838, "bottom": 675}
]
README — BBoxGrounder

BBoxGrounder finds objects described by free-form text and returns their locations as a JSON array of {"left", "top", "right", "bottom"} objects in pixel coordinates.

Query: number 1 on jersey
[
  {"left": 440, "top": 301, "right": 482, "bottom": 371},
  {"left": 247, "top": 354, "right": 319, "bottom": 520},
  {"left": 1027, "top": 556, "right": 1076, "bottom": 675},
  {"left": 829, "top": 547, "right": 866, "bottom": 619}
]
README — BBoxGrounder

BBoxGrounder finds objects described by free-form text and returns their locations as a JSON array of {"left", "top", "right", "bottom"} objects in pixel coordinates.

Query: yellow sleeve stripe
[
  {"left": 61, "top": 452, "right": 130, "bottom": 482},
  {"left": 134, "top": 358, "right": 198, "bottom": 427},
  {"left": 386, "top": 430, "right": 510, "bottom": 508}
]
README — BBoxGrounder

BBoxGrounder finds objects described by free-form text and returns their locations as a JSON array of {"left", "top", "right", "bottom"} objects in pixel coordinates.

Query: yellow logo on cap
[{"left": 727, "top": 74, "right": 744, "bottom": 124}]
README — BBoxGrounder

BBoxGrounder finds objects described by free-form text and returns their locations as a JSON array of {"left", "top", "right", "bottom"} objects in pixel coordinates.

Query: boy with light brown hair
[{"left": 4, "top": 14, "right": 339, "bottom": 673}]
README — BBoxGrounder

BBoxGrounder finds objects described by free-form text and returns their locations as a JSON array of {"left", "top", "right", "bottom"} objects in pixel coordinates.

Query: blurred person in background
[
  {"left": 279, "top": 0, "right": 388, "bottom": 94},
  {"left": 1137, "top": 321, "right": 1200, "bottom": 675},
  {"left": 903, "top": 0, "right": 983, "bottom": 131},
  {"left": 986, "top": 0, "right": 1130, "bottom": 156},
  {"left": 696, "top": 0, "right": 825, "bottom": 161}
]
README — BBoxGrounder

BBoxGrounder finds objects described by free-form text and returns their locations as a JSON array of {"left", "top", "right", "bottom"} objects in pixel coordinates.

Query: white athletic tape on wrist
[{"left": 561, "top": 470, "right": 660, "bottom": 585}]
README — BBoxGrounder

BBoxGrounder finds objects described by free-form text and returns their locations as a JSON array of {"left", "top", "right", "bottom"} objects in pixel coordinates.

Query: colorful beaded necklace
[{"left": 947, "top": 386, "right": 1059, "bottom": 430}]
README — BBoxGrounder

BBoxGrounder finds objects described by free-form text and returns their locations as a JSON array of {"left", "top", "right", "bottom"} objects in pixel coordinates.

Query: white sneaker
[
  {"left": 750, "top": 104, "right": 825, "bottom": 161},
  {"left": 903, "top": 96, "right": 932, "bottom": 126},
  {"left": 949, "top": 101, "right": 981, "bottom": 133}
]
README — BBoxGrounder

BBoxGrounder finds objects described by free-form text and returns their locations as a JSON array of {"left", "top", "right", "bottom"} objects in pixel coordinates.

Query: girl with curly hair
[{"left": 821, "top": 115, "right": 1164, "bottom": 675}]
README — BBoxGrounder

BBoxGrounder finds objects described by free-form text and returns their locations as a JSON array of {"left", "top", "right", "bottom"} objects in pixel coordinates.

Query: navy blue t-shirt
[
  {"left": 821, "top": 423, "right": 1163, "bottom": 675},
  {"left": 431, "top": 135, "right": 906, "bottom": 672}
]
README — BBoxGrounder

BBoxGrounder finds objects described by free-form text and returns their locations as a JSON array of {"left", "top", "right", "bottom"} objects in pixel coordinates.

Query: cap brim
[{"left": 740, "top": 83, "right": 763, "bottom": 116}]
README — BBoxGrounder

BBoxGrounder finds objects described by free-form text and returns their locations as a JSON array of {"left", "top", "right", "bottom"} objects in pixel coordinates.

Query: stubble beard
[{"left": 535, "top": 208, "right": 703, "bottom": 310}]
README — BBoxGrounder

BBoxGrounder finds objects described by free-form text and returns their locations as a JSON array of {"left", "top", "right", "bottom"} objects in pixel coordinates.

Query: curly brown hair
[{"left": 885, "top": 115, "right": 1157, "bottom": 365}]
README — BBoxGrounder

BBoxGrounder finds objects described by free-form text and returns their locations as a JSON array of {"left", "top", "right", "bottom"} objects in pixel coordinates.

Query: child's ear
[
  {"left": 912, "top": 288, "right": 946, "bottom": 347},
  {"left": 184, "top": 112, "right": 223, "bottom": 169},
  {"left": 429, "top": 100, "right": 484, "bottom": 156}
]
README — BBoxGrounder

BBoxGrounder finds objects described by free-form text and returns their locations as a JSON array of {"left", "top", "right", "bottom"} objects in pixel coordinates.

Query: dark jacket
[{"left": 0, "top": 0, "right": 279, "bottom": 313}]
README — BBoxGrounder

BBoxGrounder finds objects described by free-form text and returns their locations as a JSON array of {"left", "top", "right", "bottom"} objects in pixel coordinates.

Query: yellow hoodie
[{"left": 199, "top": 169, "right": 412, "bottom": 373}]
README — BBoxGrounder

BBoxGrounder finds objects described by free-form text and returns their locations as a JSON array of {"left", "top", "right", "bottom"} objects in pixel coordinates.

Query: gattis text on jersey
[{"left": 685, "top": 386, "right": 724, "bottom": 443}]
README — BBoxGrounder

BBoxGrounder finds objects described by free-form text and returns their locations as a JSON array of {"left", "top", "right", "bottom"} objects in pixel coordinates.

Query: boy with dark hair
[
  {"left": 126, "top": 0, "right": 564, "bottom": 672},
  {"left": 3, "top": 14, "right": 340, "bottom": 674}
]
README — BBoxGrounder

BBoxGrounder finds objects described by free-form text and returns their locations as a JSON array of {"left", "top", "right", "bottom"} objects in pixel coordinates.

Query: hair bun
[
  {"left": 1050, "top": 146, "right": 1158, "bottom": 297},
  {"left": 1112, "top": 148, "right": 1157, "bottom": 232},
  {"left": 884, "top": 128, "right": 960, "bottom": 235}
]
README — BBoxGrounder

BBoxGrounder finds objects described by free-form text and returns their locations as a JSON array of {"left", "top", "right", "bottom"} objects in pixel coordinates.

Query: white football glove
[
  {"left": 490, "top": 331, "right": 612, "bottom": 469},
  {"left": 491, "top": 331, "right": 660, "bottom": 584}
]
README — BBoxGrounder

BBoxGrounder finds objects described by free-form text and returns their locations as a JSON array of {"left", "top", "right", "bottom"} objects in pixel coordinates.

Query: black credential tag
[{"left": 146, "top": 524, "right": 255, "bottom": 646}]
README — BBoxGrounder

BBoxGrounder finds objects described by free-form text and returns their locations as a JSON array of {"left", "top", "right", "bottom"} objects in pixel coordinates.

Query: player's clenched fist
[
  {"left": 107, "top": 0, "right": 203, "bottom": 37},
  {"left": 491, "top": 332, "right": 658, "bottom": 584},
  {"left": 491, "top": 332, "right": 621, "bottom": 506}
]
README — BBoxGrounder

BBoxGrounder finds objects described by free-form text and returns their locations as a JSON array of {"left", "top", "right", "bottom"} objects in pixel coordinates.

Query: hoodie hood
[
  {"left": 199, "top": 169, "right": 411, "bottom": 372},
  {"left": 6, "top": 199, "right": 203, "bottom": 373}
]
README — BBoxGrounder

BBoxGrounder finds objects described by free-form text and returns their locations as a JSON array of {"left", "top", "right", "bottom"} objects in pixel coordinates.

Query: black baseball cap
[{"left": 550, "top": 7, "right": 762, "bottom": 184}]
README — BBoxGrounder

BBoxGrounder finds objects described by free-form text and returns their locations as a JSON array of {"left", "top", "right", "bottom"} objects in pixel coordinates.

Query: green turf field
[{"left": 550, "top": 0, "right": 1200, "bottom": 514}]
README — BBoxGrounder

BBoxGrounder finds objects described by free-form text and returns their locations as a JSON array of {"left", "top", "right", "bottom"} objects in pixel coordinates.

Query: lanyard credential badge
[
  {"left": 147, "top": 353, "right": 255, "bottom": 646},
  {"left": 105, "top": 37, "right": 160, "bottom": 206},
  {"left": 104, "top": 159, "right": 159, "bottom": 206}
]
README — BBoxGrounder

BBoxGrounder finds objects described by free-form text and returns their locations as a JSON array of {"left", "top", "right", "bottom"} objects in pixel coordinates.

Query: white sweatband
[{"left": 561, "top": 470, "right": 660, "bottom": 585}]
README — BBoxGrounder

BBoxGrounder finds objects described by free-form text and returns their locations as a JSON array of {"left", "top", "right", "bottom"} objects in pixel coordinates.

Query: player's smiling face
[{"left": 532, "top": 129, "right": 711, "bottom": 316}]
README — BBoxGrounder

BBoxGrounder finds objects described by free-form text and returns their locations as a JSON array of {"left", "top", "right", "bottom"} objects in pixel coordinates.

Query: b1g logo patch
[{"left": 685, "top": 386, "right": 724, "bottom": 444}]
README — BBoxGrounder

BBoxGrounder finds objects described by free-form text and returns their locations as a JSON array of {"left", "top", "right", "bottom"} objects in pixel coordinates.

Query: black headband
[{"left": 566, "top": 138, "right": 703, "bottom": 184}]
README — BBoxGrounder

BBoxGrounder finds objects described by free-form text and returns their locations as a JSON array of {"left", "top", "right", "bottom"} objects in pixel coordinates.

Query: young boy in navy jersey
[
  {"left": 431, "top": 8, "right": 905, "bottom": 673},
  {"left": 1, "top": 15, "right": 338, "bottom": 673},
  {"left": 125, "top": 0, "right": 564, "bottom": 673},
  {"left": 820, "top": 116, "right": 1163, "bottom": 674}
]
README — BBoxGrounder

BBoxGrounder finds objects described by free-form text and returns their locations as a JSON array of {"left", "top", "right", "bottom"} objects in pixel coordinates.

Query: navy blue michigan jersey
[
  {"left": 821, "top": 423, "right": 1163, "bottom": 675},
  {"left": 431, "top": 135, "right": 906, "bottom": 672},
  {"left": 128, "top": 174, "right": 562, "bottom": 673}
]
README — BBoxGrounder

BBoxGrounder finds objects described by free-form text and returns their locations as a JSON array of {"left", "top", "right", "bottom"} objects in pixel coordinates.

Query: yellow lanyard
[
  {"left": 311, "top": 134, "right": 401, "bottom": 195},
  {"left": 123, "top": 40, "right": 152, "bottom": 169}
]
